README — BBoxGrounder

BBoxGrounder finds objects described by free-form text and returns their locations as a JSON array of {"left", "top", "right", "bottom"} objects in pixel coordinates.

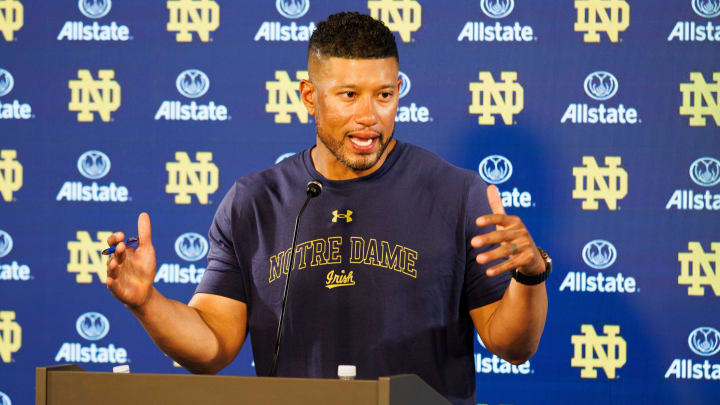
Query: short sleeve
[
  {"left": 463, "top": 176, "right": 512, "bottom": 309},
  {"left": 194, "top": 183, "right": 249, "bottom": 303}
]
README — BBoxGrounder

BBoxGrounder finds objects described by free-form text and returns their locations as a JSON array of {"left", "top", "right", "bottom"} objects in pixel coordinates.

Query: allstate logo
[
  {"left": 398, "top": 71, "right": 411, "bottom": 99},
  {"left": 689, "top": 157, "right": 720, "bottom": 187},
  {"left": 0, "top": 230, "right": 13, "bottom": 259},
  {"left": 276, "top": 0, "right": 309, "bottom": 19},
  {"left": 78, "top": 0, "right": 112, "bottom": 19},
  {"left": 688, "top": 327, "right": 720, "bottom": 356},
  {"left": 0, "top": 391, "right": 11, "bottom": 405},
  {"left": 479, "top": 155, "right": 513, "bottom": 184},
  {"left": 77, "top": 150, "right": 111, "bottom": 180},
  {"left": 583, "top": 71, "right": 619, "bottom": 101},
  {"left": 175, "top": 232, "right": 209, "bottom": 262},
  {"left": 692, "top": 0, "right": 720, "bottom": 18},
  {"left": 481, "top": 0, "right": 514, "bottom": 19},
  {"left": 176, "top": 70, "right": 210, "bottom": 99},
  {"left": 582, "top": 239, "right": 617, "bottom": 270},
  {"left": 75, "top": 312, "right": 110, "bottom": 341},
  {"left": 476, "top": 332, "right": 488, "bottom": 348},
  {"left": 275, "top": 152, "right": 296, "bottom": 164},
  {"left": 0, "top": 68, "right": 14, "bottom": 98}
]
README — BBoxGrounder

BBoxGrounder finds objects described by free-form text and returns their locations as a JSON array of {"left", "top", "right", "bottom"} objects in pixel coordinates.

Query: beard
[{"left": 317, "top": 127, "right": 394, "bottom": 172}]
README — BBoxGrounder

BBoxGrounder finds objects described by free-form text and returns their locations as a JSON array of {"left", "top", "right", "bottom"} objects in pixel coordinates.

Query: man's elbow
[
  {"left": 504, "top": 351, "right": 535, "bottom": 365},
  {"left": 495, "top": 343, "right": 539, "bottom": 365},
  {"left": 173, "top": 353, "right": 231, "bottom": 375}
]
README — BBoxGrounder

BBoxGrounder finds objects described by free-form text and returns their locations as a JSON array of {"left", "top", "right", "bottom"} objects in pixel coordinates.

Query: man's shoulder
[
  {"left": 400, "top": 142, "right": 482, "bottom": 186},
  {"left": 224, "top": 151, "right": 308, "bottom": 205}
]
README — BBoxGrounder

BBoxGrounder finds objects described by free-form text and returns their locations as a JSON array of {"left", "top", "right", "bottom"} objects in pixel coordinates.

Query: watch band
[{"left": 511, "top": 246, "right": 552, "bottom": 285}]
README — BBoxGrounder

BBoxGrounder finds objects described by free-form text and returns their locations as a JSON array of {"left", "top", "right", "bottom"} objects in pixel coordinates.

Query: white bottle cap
[
  {"left": 337, "top": 365, "right": 356, "bottom": 379},
  {"left": 113, "top": 365, "right": 130, "bottom": 374}
]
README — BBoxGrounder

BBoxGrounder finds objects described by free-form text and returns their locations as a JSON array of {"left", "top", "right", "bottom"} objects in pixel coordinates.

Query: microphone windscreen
[{"left": 306, "top": 180, "right": 323, "bottom": 198}]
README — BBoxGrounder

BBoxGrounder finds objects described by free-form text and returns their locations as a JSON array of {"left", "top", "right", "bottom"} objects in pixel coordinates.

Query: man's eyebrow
[{"left": 332, "top": 82, "right": 398, "bottom": 89}]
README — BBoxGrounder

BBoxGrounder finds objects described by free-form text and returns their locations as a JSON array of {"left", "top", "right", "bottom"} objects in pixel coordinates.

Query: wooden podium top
[{"left": 37, "top": 364, "right": 452, "bottom": 405}]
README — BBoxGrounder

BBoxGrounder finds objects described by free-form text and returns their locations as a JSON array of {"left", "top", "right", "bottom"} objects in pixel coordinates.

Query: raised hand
[
  {"left": 471, "top": 185, "right": 544, "bottom": 277},
  {"left": 106, "top": 212, "right": 157, "bottom": 308}
]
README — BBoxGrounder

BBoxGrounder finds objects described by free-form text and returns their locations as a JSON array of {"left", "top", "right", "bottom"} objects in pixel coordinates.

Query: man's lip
[{"left": 348, "top": 131, "right": 379, "bottom": 139}]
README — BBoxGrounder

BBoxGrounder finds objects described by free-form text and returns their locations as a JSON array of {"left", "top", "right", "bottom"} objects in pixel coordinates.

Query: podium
[{"left": 36, "top": 364, "right": 451, "bottom": 405}]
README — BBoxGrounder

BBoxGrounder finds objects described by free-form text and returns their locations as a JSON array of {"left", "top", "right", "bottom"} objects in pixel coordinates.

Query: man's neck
[{"left": 310, "top": 139, "right": 397, "bottom": 180}]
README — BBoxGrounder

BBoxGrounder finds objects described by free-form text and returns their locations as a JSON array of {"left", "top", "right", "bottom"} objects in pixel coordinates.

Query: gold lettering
[
  {"left": 294, "top": 241, "right": 312, "bottom": 270},
  {"left": 381, "top": 240, "right": 405, "bottom": 272},
  {"left": 363, "top": 238, "right": 381, "bottom": 266},
  {"left": 310, "top": 238, "right": 328, "bottom": 267},
  {"left": 350, "top": 236, "right": 365, "bottom": 264},
  {"left": 268, "top": 250, "right": 286, "bottom": 283},
  {"left": 404, "top": 248, "right": 418, "bottom": 278},
  {"left": 328, "top": 236, "right": 342, "bottom": 264}
]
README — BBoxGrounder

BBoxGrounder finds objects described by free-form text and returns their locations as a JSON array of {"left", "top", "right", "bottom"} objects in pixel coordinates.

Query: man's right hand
[{"left": 106, "top": 212, "right": 157, "bottom": 309}]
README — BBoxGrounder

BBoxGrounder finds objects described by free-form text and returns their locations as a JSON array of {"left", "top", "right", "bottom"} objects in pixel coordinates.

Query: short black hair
[{"left": 309, "top": 12, "right": 398, "bottom": 62}]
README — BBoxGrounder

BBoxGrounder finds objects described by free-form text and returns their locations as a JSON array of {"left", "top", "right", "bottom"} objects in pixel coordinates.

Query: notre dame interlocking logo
[
  {"left": 679, "top": 72, "right": 720, "bottom": 127},
  {"left": 469, "top": 72, "right": 523, "bottom": 125},
  {"left": 0, "top": 150, "right": 22, "bottom": 202},
  {"left": 67, "top": 231, "right": 112, "bottom": 283},
  {"left": 68, "top": 70, "right": 121, "bottom": 123},
  {"left": 367, "top": 0, "right": 421, "bottom": 43},
  {"left": 167, "top": 0, "right": 220, "bottom": 42},
  {"left": 0, "top": 310, "right": 21, "bottom": 363},
  {"left": 678, "top": 242, "right": 720, "bottom": 297},
  {"left": 332, "top": 210, "right": 353, "bottom": 223},
  {"left": 574, "top": 0, "right": 629, "bottom": 43},
  {"left": 572, "top": 156, "right": 628, "bottom": 210},
  {"left": 266, "top": 70, "right": 309, "bottom": 124},
  {"left": 571, "top": 324, "right": 626, "bottom": 379},
  {"left": 0, "top": 0, "right": 23, "bottom": 41},
  {"left": 166, "top": 152, "right": 219, "bottom": 204}
]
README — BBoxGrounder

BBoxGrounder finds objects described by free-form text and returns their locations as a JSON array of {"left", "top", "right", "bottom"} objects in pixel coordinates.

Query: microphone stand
[{"left": 269, "top": 180, "right": 322, "bottom": 376}]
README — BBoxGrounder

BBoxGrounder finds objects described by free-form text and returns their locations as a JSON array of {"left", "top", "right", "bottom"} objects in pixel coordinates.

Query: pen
[{"left": 102, "top": 237, "right": 139, "bottom": 255}]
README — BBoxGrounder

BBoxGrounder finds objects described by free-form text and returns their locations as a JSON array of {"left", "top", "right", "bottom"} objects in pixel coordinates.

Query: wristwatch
[{"left": 511, "top": 246, "right": 552, "bottom": 285}]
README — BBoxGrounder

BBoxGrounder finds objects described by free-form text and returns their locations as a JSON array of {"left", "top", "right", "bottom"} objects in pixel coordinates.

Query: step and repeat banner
[{"left": 1, "top": 0, "right": 719, "bottom": 404}]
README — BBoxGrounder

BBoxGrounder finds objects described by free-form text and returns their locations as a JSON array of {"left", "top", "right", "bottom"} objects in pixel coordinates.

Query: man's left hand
[{"left": 471, "top": 185, "right": 545, "bottom": 277}]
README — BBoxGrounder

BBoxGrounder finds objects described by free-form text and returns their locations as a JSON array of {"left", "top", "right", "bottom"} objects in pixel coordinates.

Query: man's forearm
[
  {"left": 128, "top": 287, "right": 227, "bottom": 373},
  {"left": 486, "top": 279, "right": 548, "bottom": 364}
]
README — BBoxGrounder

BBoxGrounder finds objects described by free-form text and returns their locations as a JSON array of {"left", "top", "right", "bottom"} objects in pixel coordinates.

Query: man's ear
[{"left": 300, "top": 79, "right": 316, "bottom": 116}]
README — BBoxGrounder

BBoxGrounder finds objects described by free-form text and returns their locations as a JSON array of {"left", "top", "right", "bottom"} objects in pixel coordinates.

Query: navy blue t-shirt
[{"left": 196, "top": 141, "right": 511, "bottom": 405}]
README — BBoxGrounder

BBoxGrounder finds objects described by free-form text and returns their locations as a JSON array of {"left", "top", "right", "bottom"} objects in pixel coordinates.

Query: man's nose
[{"left": 355, "top": 96, "right": 378, "bottom": 126}]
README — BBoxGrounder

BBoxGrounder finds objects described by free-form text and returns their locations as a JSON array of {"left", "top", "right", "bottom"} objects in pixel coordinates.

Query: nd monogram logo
[
  {"left": 574, "top": 0, "right": 629, "bottom": 43},
  {"left": 0, "top": 310, "right": 21, "bottom": 363},
  {"left": 167, "top": 0, "right": 220, "bottom": 42},
  {"left": 367, "top": 0, "right": 422, "bottom": 43},
  {"left": 165, "top": 151, "right": 219, "bottom": 204},
  {"left": 679, "top": 72, "right": 720, "bottom": 127},
  {"left": 0, "top": 0, "right": 23, "bottom": 41},
  {"left": 678, "top": 242, "right": 720, "bottom": 297},
  {"left": 571, "top": 324, "right": 626, "bottom": 379},
  {"left": 469, "top": 72, "right": 524, "bottom": 125},
  {"left": 266, "top": 70, "right": 309, "bottom": 124},
  {"left": 572, "top": 156, "right": 628, "bottom": 210},
  {"left": 68, "top": 70, "right": 121, "bottom": 122},
  {"left": 0, "top": 150, "right": 22, "bottom": 202},
  {"left": 332, "top": 210, "right": 353, "bottom": 223},
  {"left": 67, "top": 231, "right": 112, "bottom": 283}
]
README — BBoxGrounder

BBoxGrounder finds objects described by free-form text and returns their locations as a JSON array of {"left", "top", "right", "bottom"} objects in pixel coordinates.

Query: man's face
[{"left": 304, "top": 56, "right": 400, "bottom": 172}]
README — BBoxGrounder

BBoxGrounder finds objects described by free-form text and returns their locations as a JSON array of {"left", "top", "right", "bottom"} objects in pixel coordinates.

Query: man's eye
[
  {"left": 343, "top": 91, "right": 356, "bottom": 98},
  {"left": 380, "top": 92, "right": 392, "bottom": 99}
]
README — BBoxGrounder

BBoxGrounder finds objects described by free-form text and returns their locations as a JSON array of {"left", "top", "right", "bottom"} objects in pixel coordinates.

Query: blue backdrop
[{"left": 1, "top": 1, "right": 720, "bottom": 404}]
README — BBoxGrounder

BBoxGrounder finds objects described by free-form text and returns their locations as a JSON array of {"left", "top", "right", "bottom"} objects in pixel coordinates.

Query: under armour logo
[{"left": 332, "top": 210, "right": 353, "bottom": 223}]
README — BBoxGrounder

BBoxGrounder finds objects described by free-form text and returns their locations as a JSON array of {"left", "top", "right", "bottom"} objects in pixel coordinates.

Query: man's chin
[{"left": 344, "top": 156, "right": 380, "bottom": 172}]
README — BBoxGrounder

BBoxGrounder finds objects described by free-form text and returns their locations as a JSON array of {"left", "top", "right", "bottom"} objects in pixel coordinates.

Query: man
[{"left": 105, "top": 12, "right": 548, "bottom": 405}]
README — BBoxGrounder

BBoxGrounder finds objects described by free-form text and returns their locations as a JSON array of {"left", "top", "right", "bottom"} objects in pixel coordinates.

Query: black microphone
[{"left": 269, "top": 179, "right": 323, "bottom": 377}]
